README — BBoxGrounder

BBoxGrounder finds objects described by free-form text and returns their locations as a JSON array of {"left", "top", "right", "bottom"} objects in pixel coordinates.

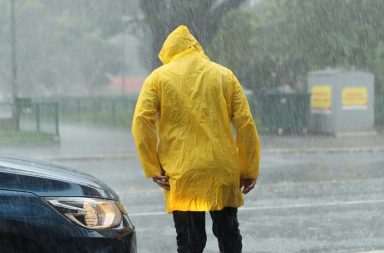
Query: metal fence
[
  {"left": 0, "top": 103, "right": 13, "bottom": 119},
  {"left": 0, "top": 100, "right": 59, "bottom": 136},
  {"left": 17, "top": 101, "right": 59, "bottom": 136},
  {"left": 252, "top": 93, "right": 311, "bottom": 134},
  {"left": 17, "top": 100, "right": 59, "bottom": 136},
  {"left": 57, "top": 95, "right": 137, "bottom": 128},
  {"left": 0, "top": 103, "right": 15, "bottom": 130},
  {"left": 376, "top": 96, "right": 384, "bottom": 126},
  {"left": 56, "top": 94, "right": 384, "bottom": 132}
]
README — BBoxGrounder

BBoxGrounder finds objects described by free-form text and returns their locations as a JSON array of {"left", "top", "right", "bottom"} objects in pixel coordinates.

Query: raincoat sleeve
[
  {"left": 132, "top": 73, "right": 162, "bottom": 178},
  {"left": 231, "top": 75, "right": 260, "bottom": 179}
]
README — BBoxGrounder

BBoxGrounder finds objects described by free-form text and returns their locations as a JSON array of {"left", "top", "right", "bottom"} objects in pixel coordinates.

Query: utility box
[{"left": 308, "top": 69, "right": 375, "bottom": 136}]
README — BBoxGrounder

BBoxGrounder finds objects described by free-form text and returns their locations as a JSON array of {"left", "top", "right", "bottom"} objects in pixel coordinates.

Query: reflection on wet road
[{"left": 58, "top": 152, "right": 384, "bottom": 253}]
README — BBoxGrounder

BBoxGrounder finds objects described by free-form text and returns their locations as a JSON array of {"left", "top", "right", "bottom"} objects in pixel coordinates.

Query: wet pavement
[
  {"left": 0, "top": 124, "right": 383, "bottom": 159},
  {"left": 59, "top": 153, "right": 384, "bottom": 253},
  {"left": 1, "top": 124, "right": 384, "bottom": 252}
]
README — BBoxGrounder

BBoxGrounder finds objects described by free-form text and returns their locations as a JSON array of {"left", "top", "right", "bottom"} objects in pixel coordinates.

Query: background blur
[
  {"left": 0, "top": 0, "right": 383, "bottom": 96},
  {"left": 1, "top": 0, "right": 383, "bottom": 134}
]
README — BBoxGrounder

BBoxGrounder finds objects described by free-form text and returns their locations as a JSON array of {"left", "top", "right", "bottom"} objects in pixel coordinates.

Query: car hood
[{"left": 0, "top": 156, "right": 119, "bottom": 200}]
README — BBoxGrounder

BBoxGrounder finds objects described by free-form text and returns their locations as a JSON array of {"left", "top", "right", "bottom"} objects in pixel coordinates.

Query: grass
[{"left": 0, "top": 130, "right": 58, "bottom": 145}]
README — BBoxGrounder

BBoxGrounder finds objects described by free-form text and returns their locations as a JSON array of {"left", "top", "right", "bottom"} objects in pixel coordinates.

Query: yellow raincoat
[{"left": 132, "top": 25, "right": 260, "bottom": 213}]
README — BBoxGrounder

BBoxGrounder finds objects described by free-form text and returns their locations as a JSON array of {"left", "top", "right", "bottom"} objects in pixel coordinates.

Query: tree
[
  {"left": 214, "top": 0, "right": 384, "bottom": 94},
  {"left": 207, "top": 9, "right": 255, "bottom": 87},
  {"left": 139, "top": 0, "right": 248, "bottom": 68},
  {"left": 0, "top": 0, "right": 130, "bottom": 97}
]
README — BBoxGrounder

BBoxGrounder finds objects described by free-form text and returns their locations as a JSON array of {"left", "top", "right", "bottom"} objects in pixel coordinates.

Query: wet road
[{"left": 56, "top": 152, "right": 384, "bottom": 253}]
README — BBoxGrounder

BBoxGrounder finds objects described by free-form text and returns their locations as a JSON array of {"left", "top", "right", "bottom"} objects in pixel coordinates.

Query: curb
[
  {"left": 39, "top": 154, "right": 137, "bottom": 162},
  {"left": 262, "top": 146, "right": 384, "bottom": 155}
]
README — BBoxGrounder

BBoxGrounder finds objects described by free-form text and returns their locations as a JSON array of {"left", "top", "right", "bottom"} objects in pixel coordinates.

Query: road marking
[
  {"left": 240, "top": 199, "right": 384, "bottom": 212},
  {"left": 46, "top": 154, "right": 137, "bottom": 161},
  {"left": 117, "top": 177, "right": 384, "bottom": 195},
  {"left": 128, "top": 199, "right": 384, "bottom": 217},
  {"left": 118, "top": 188, "right": 162, "bottom": 194},
  {"left": 118, "top": 188, "right": 162, "bottom": 195},
  {"left": 129, "top": 211, "right": 165, "bottom": 217}
]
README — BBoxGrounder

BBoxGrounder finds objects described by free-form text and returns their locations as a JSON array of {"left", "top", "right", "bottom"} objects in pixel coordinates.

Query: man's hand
[
  {"left": 152, "top": 175, "right": 170, "bottom": 190},
  {"left": 240, "top": 178, "right": 257, "bottom": 194}
]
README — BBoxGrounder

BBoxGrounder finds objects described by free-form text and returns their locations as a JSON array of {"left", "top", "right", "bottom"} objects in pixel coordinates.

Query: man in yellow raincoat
[{"left": 132, "top": 25, "right": 260, "bottom": 253}]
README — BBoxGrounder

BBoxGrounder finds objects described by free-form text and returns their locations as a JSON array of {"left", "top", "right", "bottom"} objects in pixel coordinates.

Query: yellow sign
[
  {"left": 310, "top": 85, "right": 332, "bottom": 113},
  {"left": 342, "top": 87, "right": 368, "bottom": 109}
]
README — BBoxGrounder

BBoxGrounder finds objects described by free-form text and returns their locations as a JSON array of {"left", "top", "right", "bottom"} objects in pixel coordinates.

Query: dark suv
[{"left": 0, "top": 156, "right": 136, "bottom": 253}]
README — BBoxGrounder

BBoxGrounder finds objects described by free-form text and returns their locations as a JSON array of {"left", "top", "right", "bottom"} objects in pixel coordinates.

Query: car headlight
[{"left": 45, "top": 197, "right": 123, "bottom": 229}]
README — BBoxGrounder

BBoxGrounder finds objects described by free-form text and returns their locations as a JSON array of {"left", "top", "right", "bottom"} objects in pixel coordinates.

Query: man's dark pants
[{"left": 172, "top": 207, "right": 242, "bottom": 253}]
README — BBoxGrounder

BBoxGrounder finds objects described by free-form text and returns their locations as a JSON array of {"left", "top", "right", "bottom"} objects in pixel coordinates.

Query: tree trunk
[{"left": 140, "top": 0, "right": 247, "bottom": 69}]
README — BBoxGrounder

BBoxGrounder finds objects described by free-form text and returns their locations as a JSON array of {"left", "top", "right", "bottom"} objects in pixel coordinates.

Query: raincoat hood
[{"left": 158, "top": 25, "right": 207, "bottom": 64}]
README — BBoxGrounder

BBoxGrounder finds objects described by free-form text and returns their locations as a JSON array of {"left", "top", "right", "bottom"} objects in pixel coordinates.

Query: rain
[{"left": 0, "top": 0, "right": 384, "bottom": 252}]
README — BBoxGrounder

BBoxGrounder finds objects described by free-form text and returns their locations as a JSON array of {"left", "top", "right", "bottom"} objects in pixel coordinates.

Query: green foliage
[
  {"left": 207, "top": 10, "right": 254, "bottom": 86},
  {"left": 2, "top": 0, "right": 384, "bottom": 98},
  {"left": 208, "top": 0, "right": 384, "bottom": 94},
  {"left": 0, "top": 0, "right": 129, "bottom": 97},
  {"left": 0, "top": 130, "right": 57, "bottom": 145},
  {"left": 59, "top": 96, "right": 136, "bottom": 128}
]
